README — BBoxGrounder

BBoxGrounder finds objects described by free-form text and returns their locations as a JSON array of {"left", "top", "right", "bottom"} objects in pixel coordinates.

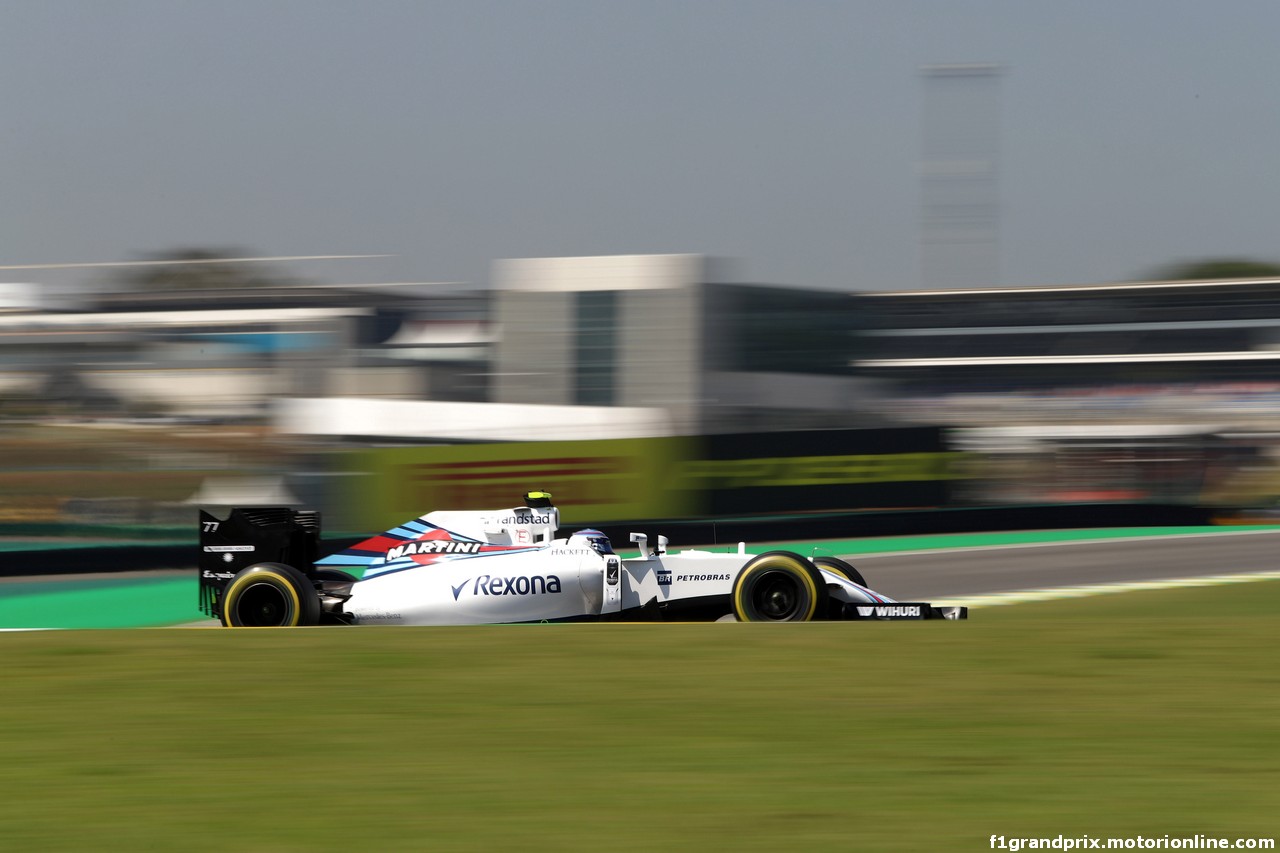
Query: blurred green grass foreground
[{"left": 1, "top": 582, "right": 1277, "bottom": 852}]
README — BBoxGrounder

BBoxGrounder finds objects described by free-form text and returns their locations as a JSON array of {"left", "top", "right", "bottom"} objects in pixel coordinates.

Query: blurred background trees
[
  {"left": 116, "top": 248, "right": 303, "bottom": 292},
  {"left": 1144, "top": 258, "right": 1280, "bottom": 281}
]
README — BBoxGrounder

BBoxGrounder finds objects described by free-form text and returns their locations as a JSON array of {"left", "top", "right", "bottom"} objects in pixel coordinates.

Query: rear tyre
[
  {"left": 220, "top": 563, "right": 321, "bottom": 628},
  {"left": 812, "top": 556, "right": 867, "bottom": 587},
  {"left": 731, "top": 551, "right": 828, "bottom": 622}
]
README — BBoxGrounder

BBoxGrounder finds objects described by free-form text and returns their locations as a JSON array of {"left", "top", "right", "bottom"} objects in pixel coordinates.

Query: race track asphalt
[{"left": 841, "top": 528, "right": 1280, "bottom": 601}]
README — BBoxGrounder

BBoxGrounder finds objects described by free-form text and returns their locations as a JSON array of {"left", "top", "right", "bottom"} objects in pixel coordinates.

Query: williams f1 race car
[{"left": 198, "top": 492, "right": 967, "bottom": 627}]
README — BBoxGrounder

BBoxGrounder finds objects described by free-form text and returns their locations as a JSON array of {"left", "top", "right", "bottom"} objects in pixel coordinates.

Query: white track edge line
[
  {"left": 851, "top": 527, "right": 1280, "bottom": 559},
  {"left": 932, "top": 569, "right": 1280, "bottom": 608}
]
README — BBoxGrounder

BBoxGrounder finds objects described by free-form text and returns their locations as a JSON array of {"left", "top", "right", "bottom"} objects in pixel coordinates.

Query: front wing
[{"left": 841, "top": 602, "right": 968, "bottom": 620}]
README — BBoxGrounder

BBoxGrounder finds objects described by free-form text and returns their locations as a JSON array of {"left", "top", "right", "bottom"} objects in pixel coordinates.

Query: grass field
[{"left": 1, "top": 582, "right": 1277, "bottom": 851}]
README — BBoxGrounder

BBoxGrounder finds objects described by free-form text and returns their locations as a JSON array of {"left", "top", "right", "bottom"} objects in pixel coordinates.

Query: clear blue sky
[{"left": 3, "top": 0, "right": 1278, "bottom": 293}]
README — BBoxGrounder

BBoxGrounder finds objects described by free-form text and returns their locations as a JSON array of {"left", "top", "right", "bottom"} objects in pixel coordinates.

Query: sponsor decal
[
  {"left": 203, "top": 545, "right": 255, "bottom": 553},
  {"left": 656, "top": 571, "right": 672, "bottom": 585},
  {"left": 856, "top": 605, "right": 922, "bottom": 618},
  {"left": 201, "top": 570, "right": 236, "bottom": 581},
  {"left": 451, "top": 574, "right": 563, "bottom": 601},
  {"left": 497, "top": 514, "right": 555, "bottom": 526},
  {"left": 359, "top": 611, "right": 403, "bottom": 622},
  {"left": 387, "top": 540, "right": 483, "bottom": 560},
  {"left": 676, "top": 574, "right": 732, "bottom": 582}
]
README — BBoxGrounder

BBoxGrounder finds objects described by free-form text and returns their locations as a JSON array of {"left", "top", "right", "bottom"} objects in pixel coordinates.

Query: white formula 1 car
[{"left": 197, "top": 492, "right": 966, "bottom": 626}]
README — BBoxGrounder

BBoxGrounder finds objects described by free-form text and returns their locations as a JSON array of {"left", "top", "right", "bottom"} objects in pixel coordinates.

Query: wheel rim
[
  {"left": 232, "top": 580, "right": 293, "bottom": 627},
  {"left": 753, "top": 571, "right": 804, "bottom": 620}
]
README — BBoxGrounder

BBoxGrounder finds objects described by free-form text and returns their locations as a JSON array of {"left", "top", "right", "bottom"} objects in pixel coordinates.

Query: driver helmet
[{"left": 571, "top": 529, "right": 614, "bottom": 556}]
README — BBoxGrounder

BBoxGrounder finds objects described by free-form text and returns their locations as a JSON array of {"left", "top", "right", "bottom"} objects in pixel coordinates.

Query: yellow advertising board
[
  {"left": 668, "top": 451, "right": 962, "bottom": 490},
  {"left": 342, "top": 437, "right": 697, "bottom": 531}
]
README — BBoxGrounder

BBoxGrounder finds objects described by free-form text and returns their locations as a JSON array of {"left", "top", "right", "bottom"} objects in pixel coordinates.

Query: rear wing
[{"left": 198, "top": 507, "right": 322, "bottom": 617}]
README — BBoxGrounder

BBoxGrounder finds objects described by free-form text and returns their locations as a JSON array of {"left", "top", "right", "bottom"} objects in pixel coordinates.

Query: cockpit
[{"left": 569, "top": 529, "right": 615, "bottom": 556}]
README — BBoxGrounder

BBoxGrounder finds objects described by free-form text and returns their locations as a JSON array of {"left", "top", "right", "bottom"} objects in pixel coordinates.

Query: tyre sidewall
[
  {"left": 221, "top": 563, "right": 320, "bottom": 628},
  {"left": 731, "top": 552, "right": 826, "bottom": 622}
]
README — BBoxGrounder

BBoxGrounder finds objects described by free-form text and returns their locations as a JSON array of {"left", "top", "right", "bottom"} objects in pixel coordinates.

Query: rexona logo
[
  {"left": 387, "top": 541, "right": 484, "bottom": 560},
  {"left": 452, "top": 574, "right": 563, "bottom": 601},
  {"left": 855, "top": 605, "right": 922, "bottom": 618}
]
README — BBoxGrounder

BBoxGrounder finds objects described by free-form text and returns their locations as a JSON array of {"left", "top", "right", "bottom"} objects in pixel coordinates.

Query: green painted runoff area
[
  {"left": 0, "top": 576, "right": 199, "bottom": 629},
  {"left": 2, "top": 525, "right": 1277, "bottom": 629}
]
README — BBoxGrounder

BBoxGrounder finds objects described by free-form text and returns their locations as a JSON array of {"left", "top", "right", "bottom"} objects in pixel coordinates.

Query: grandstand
[
  {"left": 852, "top": 277, "right": 1280, "bottom": 427},
  {"left": 848, "top": 278, "right": 1280, "bottom": 507}
]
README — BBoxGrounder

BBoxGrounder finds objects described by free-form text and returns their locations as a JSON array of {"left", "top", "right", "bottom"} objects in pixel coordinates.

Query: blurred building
[
  {"left": 488, "top": 254, "right": 874, "bottom": 435},
  {"left": 0, "top": 282, "right": 479, "bottom": 420},
  {"left": 9, "top": 260, "right": 1280, "bottom": 440},
  {"left": 0, "top": 255, "right": 876, "bottom": 438}
]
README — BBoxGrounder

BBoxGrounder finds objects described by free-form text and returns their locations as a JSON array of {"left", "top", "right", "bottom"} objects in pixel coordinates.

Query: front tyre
[
  {"left": 812, "top": 556, "right": 867, "bottom": 587},
  {"left": 220, "top": 563, "right": 321, "bottom": 628},
  {"left": 731, "top": 552, "right": 828, "bottom": 622}
]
